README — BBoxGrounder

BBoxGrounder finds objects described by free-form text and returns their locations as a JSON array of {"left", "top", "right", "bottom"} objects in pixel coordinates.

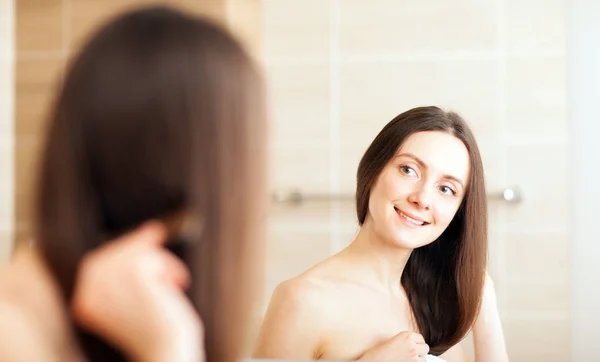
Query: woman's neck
[{"left": 338, "top": 220, "right": 413, "bottom": 297}]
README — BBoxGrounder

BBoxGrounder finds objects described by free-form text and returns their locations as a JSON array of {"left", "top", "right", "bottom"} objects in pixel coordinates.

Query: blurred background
[{"left": 0, "top": 0, "right": 592, "bottom": 361}]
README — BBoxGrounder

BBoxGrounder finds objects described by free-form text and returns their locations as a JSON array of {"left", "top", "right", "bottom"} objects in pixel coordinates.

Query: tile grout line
[
  {"left": 62, "top": 0, "right": 70, "bottom": 58},
  {"left": 329, "top": 0, "right": 342, "bottom": 254},
  {"left": 4, "top": 0, "right": 15, "bottom": 257},
  {"left": 496, "top": 0, "right": 510, "bottom": 317}
]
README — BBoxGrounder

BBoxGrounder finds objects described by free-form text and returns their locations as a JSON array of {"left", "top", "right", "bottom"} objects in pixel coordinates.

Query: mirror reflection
[{"left": 2, "top": 1, "right": 572, "bottom": 362}]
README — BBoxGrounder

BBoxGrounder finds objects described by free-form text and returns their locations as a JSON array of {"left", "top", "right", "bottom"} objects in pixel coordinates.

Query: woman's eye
[
  {"left": 439, "top": 185, "right": 457, "bottom": 196},
  {"left": 400, "top": 166, "right": 416, "bottom": 176}
]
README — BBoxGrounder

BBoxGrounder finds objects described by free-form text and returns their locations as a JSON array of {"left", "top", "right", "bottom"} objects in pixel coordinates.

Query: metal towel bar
[{"left": 272, "top": 186, "right": 523, "bottom": 206}]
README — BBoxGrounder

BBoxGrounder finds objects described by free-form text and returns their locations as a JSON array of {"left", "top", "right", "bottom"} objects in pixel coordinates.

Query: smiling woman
[
  {"left": 369, "top": 130, "right": 471, "bottom": 251},
  {"left": 252, "top": 106, "right": 508, "bottom": 362}
]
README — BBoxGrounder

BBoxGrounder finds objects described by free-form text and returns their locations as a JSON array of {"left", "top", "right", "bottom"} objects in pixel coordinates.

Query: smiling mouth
[{"left": 394, "top": 207, "right": 430, "bottom": 227}]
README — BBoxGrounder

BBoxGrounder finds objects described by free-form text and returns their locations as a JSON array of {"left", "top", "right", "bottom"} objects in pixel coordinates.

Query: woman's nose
[{"left": 407, "top": 186, "right": 432, "bottom": 210}]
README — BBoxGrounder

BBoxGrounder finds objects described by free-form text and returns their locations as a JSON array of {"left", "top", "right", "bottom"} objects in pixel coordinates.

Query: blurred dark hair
[{"left": 35, "top": 5, "right": 267, "bottom": 362}]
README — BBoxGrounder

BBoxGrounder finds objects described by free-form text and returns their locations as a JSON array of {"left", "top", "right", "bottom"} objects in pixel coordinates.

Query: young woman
[
  {"left": 0, "top": 5, "right": 267, "bottom": 362},
  {"left": 253, "top": 106, "right": 509, "bottom": 362}
]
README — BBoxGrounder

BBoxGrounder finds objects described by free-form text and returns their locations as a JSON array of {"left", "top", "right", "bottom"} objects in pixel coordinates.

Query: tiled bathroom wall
[
  {"left": 0, "top": 0, "right": 14, "bottom": 263},
  {"left": 261, "top": 1, "right": 570, "bottom": 361}
]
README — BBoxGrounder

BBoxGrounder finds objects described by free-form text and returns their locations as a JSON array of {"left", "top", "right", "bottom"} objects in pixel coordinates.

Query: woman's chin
[{"left": 388, "top": 231, "right": 432, "bottom": 250}]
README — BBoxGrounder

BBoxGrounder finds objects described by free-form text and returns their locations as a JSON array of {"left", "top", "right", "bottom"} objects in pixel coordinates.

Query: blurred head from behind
[{"left": 35, "top": 5, "right": 267, "bottom": 362}]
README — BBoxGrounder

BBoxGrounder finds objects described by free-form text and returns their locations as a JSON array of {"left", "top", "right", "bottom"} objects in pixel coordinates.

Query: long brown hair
[
  {"left": 356, "top": 106, "right": 487, "bottom": 355},
  {"left": 34, "top": 5, "right": 267, "bottom": 362}
]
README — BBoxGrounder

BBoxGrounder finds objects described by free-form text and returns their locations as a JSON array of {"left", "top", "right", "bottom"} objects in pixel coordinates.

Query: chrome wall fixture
[{"left": 271, "top": 186, "right": 524, "bottom": 207}]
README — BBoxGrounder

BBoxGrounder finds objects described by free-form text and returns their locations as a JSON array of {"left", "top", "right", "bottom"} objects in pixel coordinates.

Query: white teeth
[{"left": 399, "top": 211, "right": 425, "bottom": 226}]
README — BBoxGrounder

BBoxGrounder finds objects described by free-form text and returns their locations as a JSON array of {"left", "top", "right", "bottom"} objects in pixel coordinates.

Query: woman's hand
[
  {"left": 71, "top": 221, "right": 203, "bottom": 362},
  {"left": 358, "top": 331, "right": 430, "bottom": 362}
]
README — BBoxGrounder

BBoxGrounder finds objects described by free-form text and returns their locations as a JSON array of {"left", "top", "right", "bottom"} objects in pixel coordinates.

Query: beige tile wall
[
  {"left": 262, "top": 0, "right": 569, "bottom": 361},
  {"left": 0, "top": 0, "right": 14, "bottom": 263}
]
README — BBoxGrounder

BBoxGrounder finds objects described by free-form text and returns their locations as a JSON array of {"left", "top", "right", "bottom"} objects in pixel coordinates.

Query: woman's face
[{"left": 365, "top": 131, "right": 471, "bottom": 249}]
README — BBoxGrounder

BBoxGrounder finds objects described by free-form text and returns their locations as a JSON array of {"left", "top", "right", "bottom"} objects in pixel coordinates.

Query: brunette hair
[
  {"left": 356, "top": 106, "right": 487, "bottom": 355},
  {"left": 34, "top": 5, "right": 267, "bottom": 362}
]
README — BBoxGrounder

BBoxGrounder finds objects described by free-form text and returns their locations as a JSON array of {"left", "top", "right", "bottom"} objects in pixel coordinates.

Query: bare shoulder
[
  {"left": 262, "top": 273, "right": 337, "bottom": 333},
  {"left": 439, "top": 342, "right": 469, "bottom": 362},
  {"left": 0, "top": 255, "right": 83, "bottom": 362},
  {"left": 0, "top": 301, "right": 56, "bottom": 361},
  {"left": 273, "top": 274, "right": 329, "bottom": 305},
  {"left": 252, "top": 272, "right": 339, "bottom": 359},
  {"left": 269, "top": 258, "right": 347, "bottom": 315},
  {"left": 0, "top": 270, "right": 54, "bottom": 361}
]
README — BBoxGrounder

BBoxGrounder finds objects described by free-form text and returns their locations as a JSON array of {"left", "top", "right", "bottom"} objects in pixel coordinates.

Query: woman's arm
[
  {"left": 439, "top": 343, "right": 469, "bottom": 362},
  {"left": 252, "top": 279, "right": 326, "bottom": 359},
  {"left": 472, "top": 273, "right": 509, "bottom": 362}
]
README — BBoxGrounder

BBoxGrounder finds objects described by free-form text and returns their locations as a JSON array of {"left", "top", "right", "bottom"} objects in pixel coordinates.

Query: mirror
[{"left": 6, "top": 1, "right": 592, "bottom": 361}]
